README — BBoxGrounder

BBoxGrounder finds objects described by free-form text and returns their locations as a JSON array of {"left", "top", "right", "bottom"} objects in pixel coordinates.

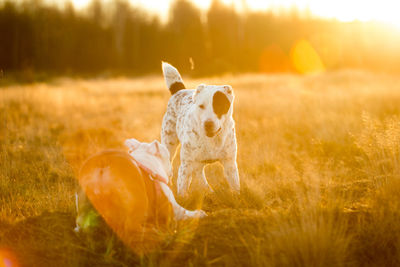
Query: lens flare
[
  {"left": 0, "top": 249, "right": 19, "bottom": 267},
  {"left": 78, "top": 150, "right": 174, "bottom": 254},
  {"left": 291, "top": 39, "right": 325, "bottom": 74}
]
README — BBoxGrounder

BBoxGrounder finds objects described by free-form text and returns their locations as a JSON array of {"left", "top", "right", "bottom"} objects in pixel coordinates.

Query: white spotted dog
[
  {"left": 74, "top": 139, "right": 206, "bottom": 233},
  {"left": 161, "top": 62, "right": 240, "bottom": 197}
]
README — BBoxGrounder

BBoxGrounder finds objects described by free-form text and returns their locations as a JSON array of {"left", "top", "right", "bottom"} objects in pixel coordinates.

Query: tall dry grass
[{"left": 1, "top": 71, "right": 400, "bottom": 266}]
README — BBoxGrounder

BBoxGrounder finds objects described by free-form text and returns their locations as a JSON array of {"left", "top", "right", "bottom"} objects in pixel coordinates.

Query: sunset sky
[{"left": 62, "top": 0, "right": 400, "bottom": 27}]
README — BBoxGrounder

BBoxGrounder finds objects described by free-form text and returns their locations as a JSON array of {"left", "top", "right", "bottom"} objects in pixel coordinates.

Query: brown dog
[{"left": 75, "top": 139, "right": 206, "bottom": 253}]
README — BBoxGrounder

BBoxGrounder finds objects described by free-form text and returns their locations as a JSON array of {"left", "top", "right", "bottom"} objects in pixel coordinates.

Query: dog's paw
[
  {"left": 188, "top": 209, "right": 207, "bottom": 219},
  {"left": 178, "top": 209, "right": 207, "bottom": 220},
  {"left": 195, "top": 210, "right": 207, "bottom": 218}
]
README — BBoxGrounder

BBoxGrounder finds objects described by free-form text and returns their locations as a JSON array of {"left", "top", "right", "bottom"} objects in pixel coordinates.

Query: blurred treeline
[{"left": 1, "top": 0, "right": 400, "bottom": 78}]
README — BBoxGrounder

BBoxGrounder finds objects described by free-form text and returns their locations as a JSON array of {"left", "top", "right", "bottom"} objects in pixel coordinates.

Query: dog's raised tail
[{"left": 162, "top": 62, "right": 185, "bottom": 95}]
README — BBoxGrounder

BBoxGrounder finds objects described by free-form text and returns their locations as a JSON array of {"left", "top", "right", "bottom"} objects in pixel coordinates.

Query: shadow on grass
[
  {"left": 1, "top": 186, "right": 397, "bottom": 266},
  {"left": 0, "top": 190, "right": 270, "bottom": 267},
  {"left": 0, "top": 211, "right": 139, "bottom": 266}
]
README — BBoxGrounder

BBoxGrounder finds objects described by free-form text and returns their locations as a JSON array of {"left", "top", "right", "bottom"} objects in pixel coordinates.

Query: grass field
[{"left": 1, "top": 71, "right": 400, "bottom": 266}]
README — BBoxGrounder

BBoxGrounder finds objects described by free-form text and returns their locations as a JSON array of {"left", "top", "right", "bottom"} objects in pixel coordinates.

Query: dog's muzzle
[{"left": 204, "top": 121, "right": 221, "bottom": 137}]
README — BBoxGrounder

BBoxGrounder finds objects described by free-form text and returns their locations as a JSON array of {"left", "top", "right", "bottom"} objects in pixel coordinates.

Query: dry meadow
[{"left": 1, "top": 71, "right": 400, "bottom": 266}]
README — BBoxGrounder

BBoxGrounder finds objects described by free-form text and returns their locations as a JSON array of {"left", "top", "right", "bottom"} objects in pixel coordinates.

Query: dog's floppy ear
[
  {"left": 196, "top": 84, "right": 206, "bottom": 93},
  {"left": 194, "top": 84, "right": 206, "bottom": 100},
  {"left": 148, "top": 140, "right": 161, "bottom": 155},
  {"left": 223, "top": 85, "right": 233, "bottom": 95},
  {"left": 125, "top": 138, "right": 141, "bottom": 151}
]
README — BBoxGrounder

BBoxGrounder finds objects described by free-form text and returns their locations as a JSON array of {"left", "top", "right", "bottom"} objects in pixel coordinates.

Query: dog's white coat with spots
[{"left": 161, "top": 62, "right": 240, "bottom": 196}]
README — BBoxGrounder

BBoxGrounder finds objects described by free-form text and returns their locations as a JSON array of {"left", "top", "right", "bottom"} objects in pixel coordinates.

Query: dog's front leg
[
  {"left": 161, "top": 130, "right": 179, "bottom": 162},
  {"left": 192, "top": 163, "right": 213, "bottom": 192},
  {"left": 158, "top": 182, "right": 206, "bottom": 219},
  {"left": 177, "top": 161, "right": 193, "bottom": 197},
  {"left": 221, "top": 157, "right": 240, "bottom": 192}
]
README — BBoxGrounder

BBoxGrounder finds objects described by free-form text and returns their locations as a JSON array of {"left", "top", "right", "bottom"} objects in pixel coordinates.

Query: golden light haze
[
  {"left": 66, "top": 0, "right": 400, "bottom": 27},
  {"left": 3, "top": 70, "right": 400, "bottom": 265}
]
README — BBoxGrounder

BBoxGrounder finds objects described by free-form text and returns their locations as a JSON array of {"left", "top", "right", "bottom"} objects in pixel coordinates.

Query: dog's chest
[
  {"left": 183, "top": 130, "right": 232, "bottom": 162},
  {"left": 195, "top": 140, "right": 225, "bottom": 162}
]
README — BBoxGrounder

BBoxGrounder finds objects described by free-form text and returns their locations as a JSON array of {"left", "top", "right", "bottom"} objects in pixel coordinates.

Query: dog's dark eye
[{"left": 199, "top": 104, "right": 205, "bottom": 109}]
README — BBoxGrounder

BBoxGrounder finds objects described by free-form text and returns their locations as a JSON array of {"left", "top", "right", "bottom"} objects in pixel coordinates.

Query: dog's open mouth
[{"left": 206, "top": 127, "right": 221, "bottom": 137}]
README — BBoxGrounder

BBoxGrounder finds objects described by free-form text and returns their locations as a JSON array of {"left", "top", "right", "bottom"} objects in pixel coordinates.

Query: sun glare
[
  {"left": 70, "top": 0, "right": 89, "bottom": 9},
  {"left": 67, "top": 0, "right": 400, "bottom": 28},
  {"left": 245, "top": 0, "right": 400, "bottom": 28}
]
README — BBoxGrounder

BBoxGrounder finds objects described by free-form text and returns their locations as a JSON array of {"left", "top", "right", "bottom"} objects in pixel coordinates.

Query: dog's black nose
[{"left": 204, "top": 120, "right": 214, "bottom": 132}]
